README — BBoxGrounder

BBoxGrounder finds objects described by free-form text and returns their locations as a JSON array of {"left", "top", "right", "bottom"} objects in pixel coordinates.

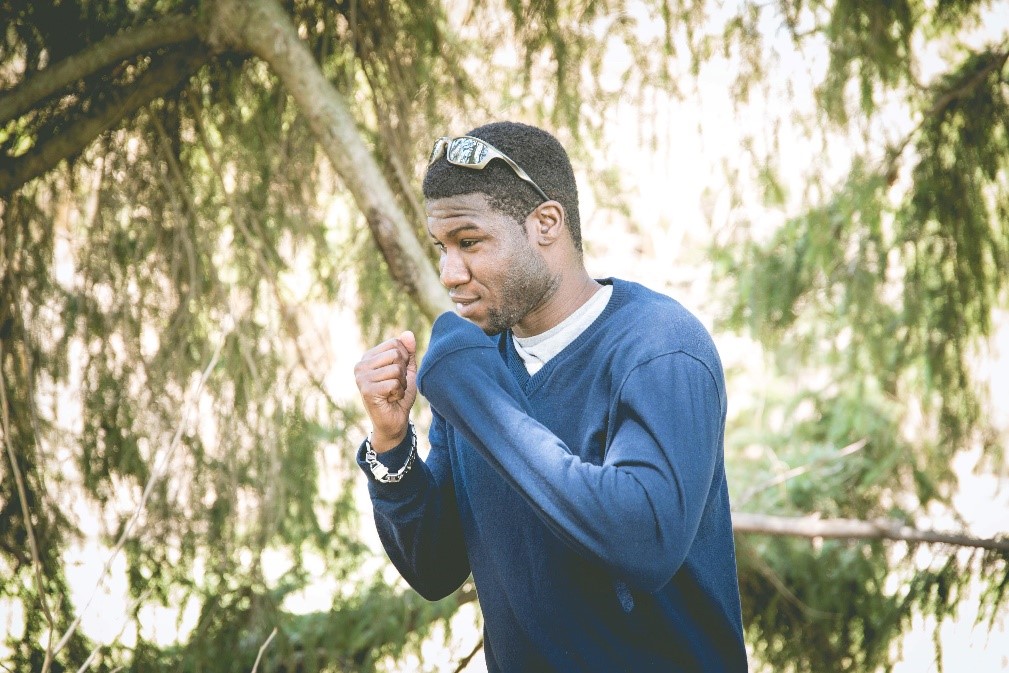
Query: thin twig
[
  {"left": 451, "top": 637, "right": 484, "bottom": 673},
  {"left": 250, "top": 627, "right": 278, "bottom": 673},
  {"left": 0, "top": 341, "right": 57, "bottom": 670},
  {"left": 736, "top": 438, "right": 867, "bottom": 507},
  {"left": 73, "top": 645, "right": 102, "bottom": 672},
  {"left": 47, "top": 336, "right": 226, "bottom": 661},
  {"left": 74, "top": 588, "right": 152, "bottom": 673}
]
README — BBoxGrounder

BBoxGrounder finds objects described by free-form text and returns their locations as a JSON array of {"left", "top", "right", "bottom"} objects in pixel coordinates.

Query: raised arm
[
  {"left": 354, "top": 333, "right": 470, "bottom": 600},
  {"left": 417, "top": 313, "right": 725, "bottom": 593}
]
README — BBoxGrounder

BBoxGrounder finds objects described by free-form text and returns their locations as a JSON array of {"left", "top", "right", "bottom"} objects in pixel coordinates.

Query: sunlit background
[{"left": 2, "top": 0, "right": 1008, "bottom": 671}]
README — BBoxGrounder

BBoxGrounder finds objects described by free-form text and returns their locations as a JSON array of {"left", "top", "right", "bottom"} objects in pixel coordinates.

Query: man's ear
[{"left": 528, "top": 201, "right": 565, "bottom": 247}]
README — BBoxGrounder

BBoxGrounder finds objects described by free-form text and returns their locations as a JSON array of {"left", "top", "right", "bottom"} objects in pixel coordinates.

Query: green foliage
[
  {"left": 820, "top": 0, "right": 915, "bottom": 122},
  {"left": 714, "top": 3, "right": 1009, "bottom": 670},
  {"left": 739, "top": 536, "right": 1005, "bottom": 673},
  {"left": 3, "top": 0, "right": 1009, "bottom": 671}
]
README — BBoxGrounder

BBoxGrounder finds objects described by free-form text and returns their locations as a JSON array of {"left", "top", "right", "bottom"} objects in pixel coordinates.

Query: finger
[
  {"left": 370, "top": 378, "right": 404, "bottom": 401},
  {"left": 364, "top": 345, "right": 409, "bottom": 371},
  {"left": 367, "top": 362, "right": 408, "bottom": 385},
  {"left": 361, "top": 337, "right": 409, "bottom": 362},
  {"left": 399, "top": 331, "right": 417, "bottom": 374}
]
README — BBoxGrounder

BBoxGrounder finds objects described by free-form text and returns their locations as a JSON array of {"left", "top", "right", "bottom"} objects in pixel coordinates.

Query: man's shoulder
[
  {"left": 608, "top": 279, "right": 718, "bottom": 356},
  {"left": 603, "top": 279, "right": 726, "bottom": 399}
]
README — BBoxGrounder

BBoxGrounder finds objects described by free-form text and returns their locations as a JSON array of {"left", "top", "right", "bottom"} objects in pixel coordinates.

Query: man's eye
[
  {"left": 432, "top": 241, "right": 446, "bottom": 252},
  {"left": 459, "top": 239, "right": 478, "bottom": 249}
]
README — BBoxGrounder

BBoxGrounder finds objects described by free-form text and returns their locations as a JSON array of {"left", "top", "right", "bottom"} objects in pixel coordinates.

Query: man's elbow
[
  {"left": 411, "top": 579, "right": 459, "bottom": 602},
  {"left": 608, "top": 529, "right": 686, "bottom": 592},
  {"left": 617, "top": 556, "right": 681, "bottom": 593},
  {"left": 402, "top": 567, "right": 469, "bottom": 602}
]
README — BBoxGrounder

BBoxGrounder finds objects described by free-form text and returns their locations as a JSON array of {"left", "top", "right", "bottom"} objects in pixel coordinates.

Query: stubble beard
[{"left": 481, "top": 245, "right": 559, "bottom": 336}]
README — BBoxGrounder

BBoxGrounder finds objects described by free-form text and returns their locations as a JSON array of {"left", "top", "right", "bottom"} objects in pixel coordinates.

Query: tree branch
[
  {"left": 0, "top": 15, "right": 200, "bottom": 125},
  {"left": 733, "top": 512, "right": 1009, "bottom": 552},
  {"left": 884, "top": 45, "right": 1009, "bottom": 178},
  {"left": 0, "top": 46, "right": 209, "bottom": 196},
  {"left": 206, "top": 0, "right": 452, "bottom": 321},
  {"left": 452, "top": 637, "right": 484, "bottom": 673},
  {"left": 250, "top": 627, "right": 278, "bottom": 673}
]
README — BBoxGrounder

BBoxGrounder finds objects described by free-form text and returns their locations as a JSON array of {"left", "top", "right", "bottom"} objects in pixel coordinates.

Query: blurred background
[{"left": 1, "top": 0, "right": 1008, "bottom": 671}]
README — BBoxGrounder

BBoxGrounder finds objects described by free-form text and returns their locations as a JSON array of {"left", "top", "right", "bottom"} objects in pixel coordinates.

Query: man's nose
[{"left": 439, "top": 250, "right": 470, "bottom": 288}]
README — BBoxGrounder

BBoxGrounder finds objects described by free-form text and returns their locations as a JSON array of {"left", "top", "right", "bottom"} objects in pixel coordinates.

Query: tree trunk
[{"left": 204, "top": 0, "right": 452, "bottom": 322}]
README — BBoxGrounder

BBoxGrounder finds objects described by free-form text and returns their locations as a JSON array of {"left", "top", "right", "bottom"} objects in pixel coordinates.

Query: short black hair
[{"left": 422, "top": 121, "right": 582, "bottom": 251}]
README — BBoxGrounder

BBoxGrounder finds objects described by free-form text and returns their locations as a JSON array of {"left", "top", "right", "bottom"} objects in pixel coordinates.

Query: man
[{"left": 353, "top": 121, "right": 747, "bottom": 672}]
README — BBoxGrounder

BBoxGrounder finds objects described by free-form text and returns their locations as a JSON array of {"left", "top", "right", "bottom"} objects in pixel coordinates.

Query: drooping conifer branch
[
  {"left": 0, "top": 46, "right": 208, "bottom": 196},
  {"left": 0, "top": 15, "right": 200, "bottom": 125},
  {"left": 203, "top": 0, "right": 452, "bottom": 321},
  {"left": 884, "top": 44, "right": 1009, "bottom": 179}
]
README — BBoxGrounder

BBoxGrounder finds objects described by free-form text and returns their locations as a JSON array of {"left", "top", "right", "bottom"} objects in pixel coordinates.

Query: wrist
[
  {"left": 370, "top": 426, "right": 409, "bottom": 454},
  {"left": 364, "top": 422, "right": 417, "bottom": 484}
]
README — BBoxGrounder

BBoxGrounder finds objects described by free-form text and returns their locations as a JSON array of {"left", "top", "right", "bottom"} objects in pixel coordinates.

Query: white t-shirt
[{"left": 512, "top": 284, "right": 613, "bottom": 375}]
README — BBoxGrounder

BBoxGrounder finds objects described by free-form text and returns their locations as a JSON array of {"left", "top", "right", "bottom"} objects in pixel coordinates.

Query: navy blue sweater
[{"left": 358, "top": 279, "right": 747, "bottom": 671}]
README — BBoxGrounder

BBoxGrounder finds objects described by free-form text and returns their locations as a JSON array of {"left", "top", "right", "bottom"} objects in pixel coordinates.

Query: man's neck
[{"left": 513, "top": 269, "right": 601, "bottom": 338}]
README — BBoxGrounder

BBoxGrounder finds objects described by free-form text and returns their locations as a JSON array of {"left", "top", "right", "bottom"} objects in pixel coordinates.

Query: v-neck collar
[{"left": 500, "top": 278, "right": 626, "bottom": 395}]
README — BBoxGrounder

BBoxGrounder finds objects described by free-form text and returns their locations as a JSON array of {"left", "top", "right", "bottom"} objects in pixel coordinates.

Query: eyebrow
[{"left": 429, "top": 223, "right": 481, "bottom": 243}]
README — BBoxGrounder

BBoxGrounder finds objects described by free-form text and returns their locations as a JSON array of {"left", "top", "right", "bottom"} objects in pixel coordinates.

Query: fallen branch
[{"left": 732, "top": 512, "right": 1009, "bottom": 552}]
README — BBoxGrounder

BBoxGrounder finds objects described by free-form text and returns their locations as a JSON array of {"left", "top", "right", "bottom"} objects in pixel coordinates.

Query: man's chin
[
  {"left": 455, "top": 308, "right": 508, "bottom": 336},
  {"left": 480, "top": 323, "right": 505, "bottom": 336},
  {"left": 458, "top": 314, "right": 504, "bottom": 336}
]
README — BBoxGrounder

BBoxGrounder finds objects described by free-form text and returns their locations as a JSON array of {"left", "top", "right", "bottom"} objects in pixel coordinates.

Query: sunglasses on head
[{"left": 429, "top": 135, "right": 549, "bottom": 202}]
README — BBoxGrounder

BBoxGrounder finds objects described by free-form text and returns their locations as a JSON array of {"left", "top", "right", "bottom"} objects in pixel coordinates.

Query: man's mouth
[{"left": 450, "top": 296, "right": 480, "bottom": 315}]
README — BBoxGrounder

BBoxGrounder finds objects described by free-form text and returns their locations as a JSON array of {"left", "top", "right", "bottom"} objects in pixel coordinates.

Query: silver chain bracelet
[{"left": 364, "top": 422, "right": 417, "bottom": 483}]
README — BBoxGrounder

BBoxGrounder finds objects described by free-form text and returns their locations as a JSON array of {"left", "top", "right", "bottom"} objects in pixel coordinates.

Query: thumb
[{"left": 399, "top": 331, "right": 417, "bottom": 373}]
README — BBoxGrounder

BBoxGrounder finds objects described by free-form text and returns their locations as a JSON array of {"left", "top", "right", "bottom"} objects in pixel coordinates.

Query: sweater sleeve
[
  {"left": 356, "top": 413, "right": 471, "bottom": 600},
  {"left": 417, "top": 312, "right": 724, "bottom": 593}
]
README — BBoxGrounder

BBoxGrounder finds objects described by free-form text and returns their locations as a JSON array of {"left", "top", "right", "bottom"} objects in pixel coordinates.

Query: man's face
[{"left": 427, "top": 192, "right": 556, "bottom": 335}]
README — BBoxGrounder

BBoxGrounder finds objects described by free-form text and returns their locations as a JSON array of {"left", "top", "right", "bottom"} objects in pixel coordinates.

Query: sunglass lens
[
  {"left": 429, "top": 138, "right": 448, "bottom": 165},
  {"left": 447, "top": 137, "right": 488, "bottom": 165}
]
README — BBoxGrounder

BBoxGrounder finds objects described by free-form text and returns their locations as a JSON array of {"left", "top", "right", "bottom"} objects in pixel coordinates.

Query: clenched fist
[{"left": 354, "top": 331, "right": 417, "bottom": 453}]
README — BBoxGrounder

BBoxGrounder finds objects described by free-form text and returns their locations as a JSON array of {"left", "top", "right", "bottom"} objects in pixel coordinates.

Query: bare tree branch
[
  {"left": 452, "top": 637, "right": 484, "bottom": 673},
  {"left": 0, "top": 15, "right": 199, "bottom": 125},
  {"left": 733, "top": 512, "right": 1009, "bottom": 552},
  {"left": 250, "top": 627, "right": 278, "bottom": 673},
  {"left": 74, "top": 588, "right": 152, "bottom": 673},
  {"left": 0, "top": 46, "right": 209, "bottom": 196},
  {"left": 205, "top": 0, "right": 452, "bottom": 321}
]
